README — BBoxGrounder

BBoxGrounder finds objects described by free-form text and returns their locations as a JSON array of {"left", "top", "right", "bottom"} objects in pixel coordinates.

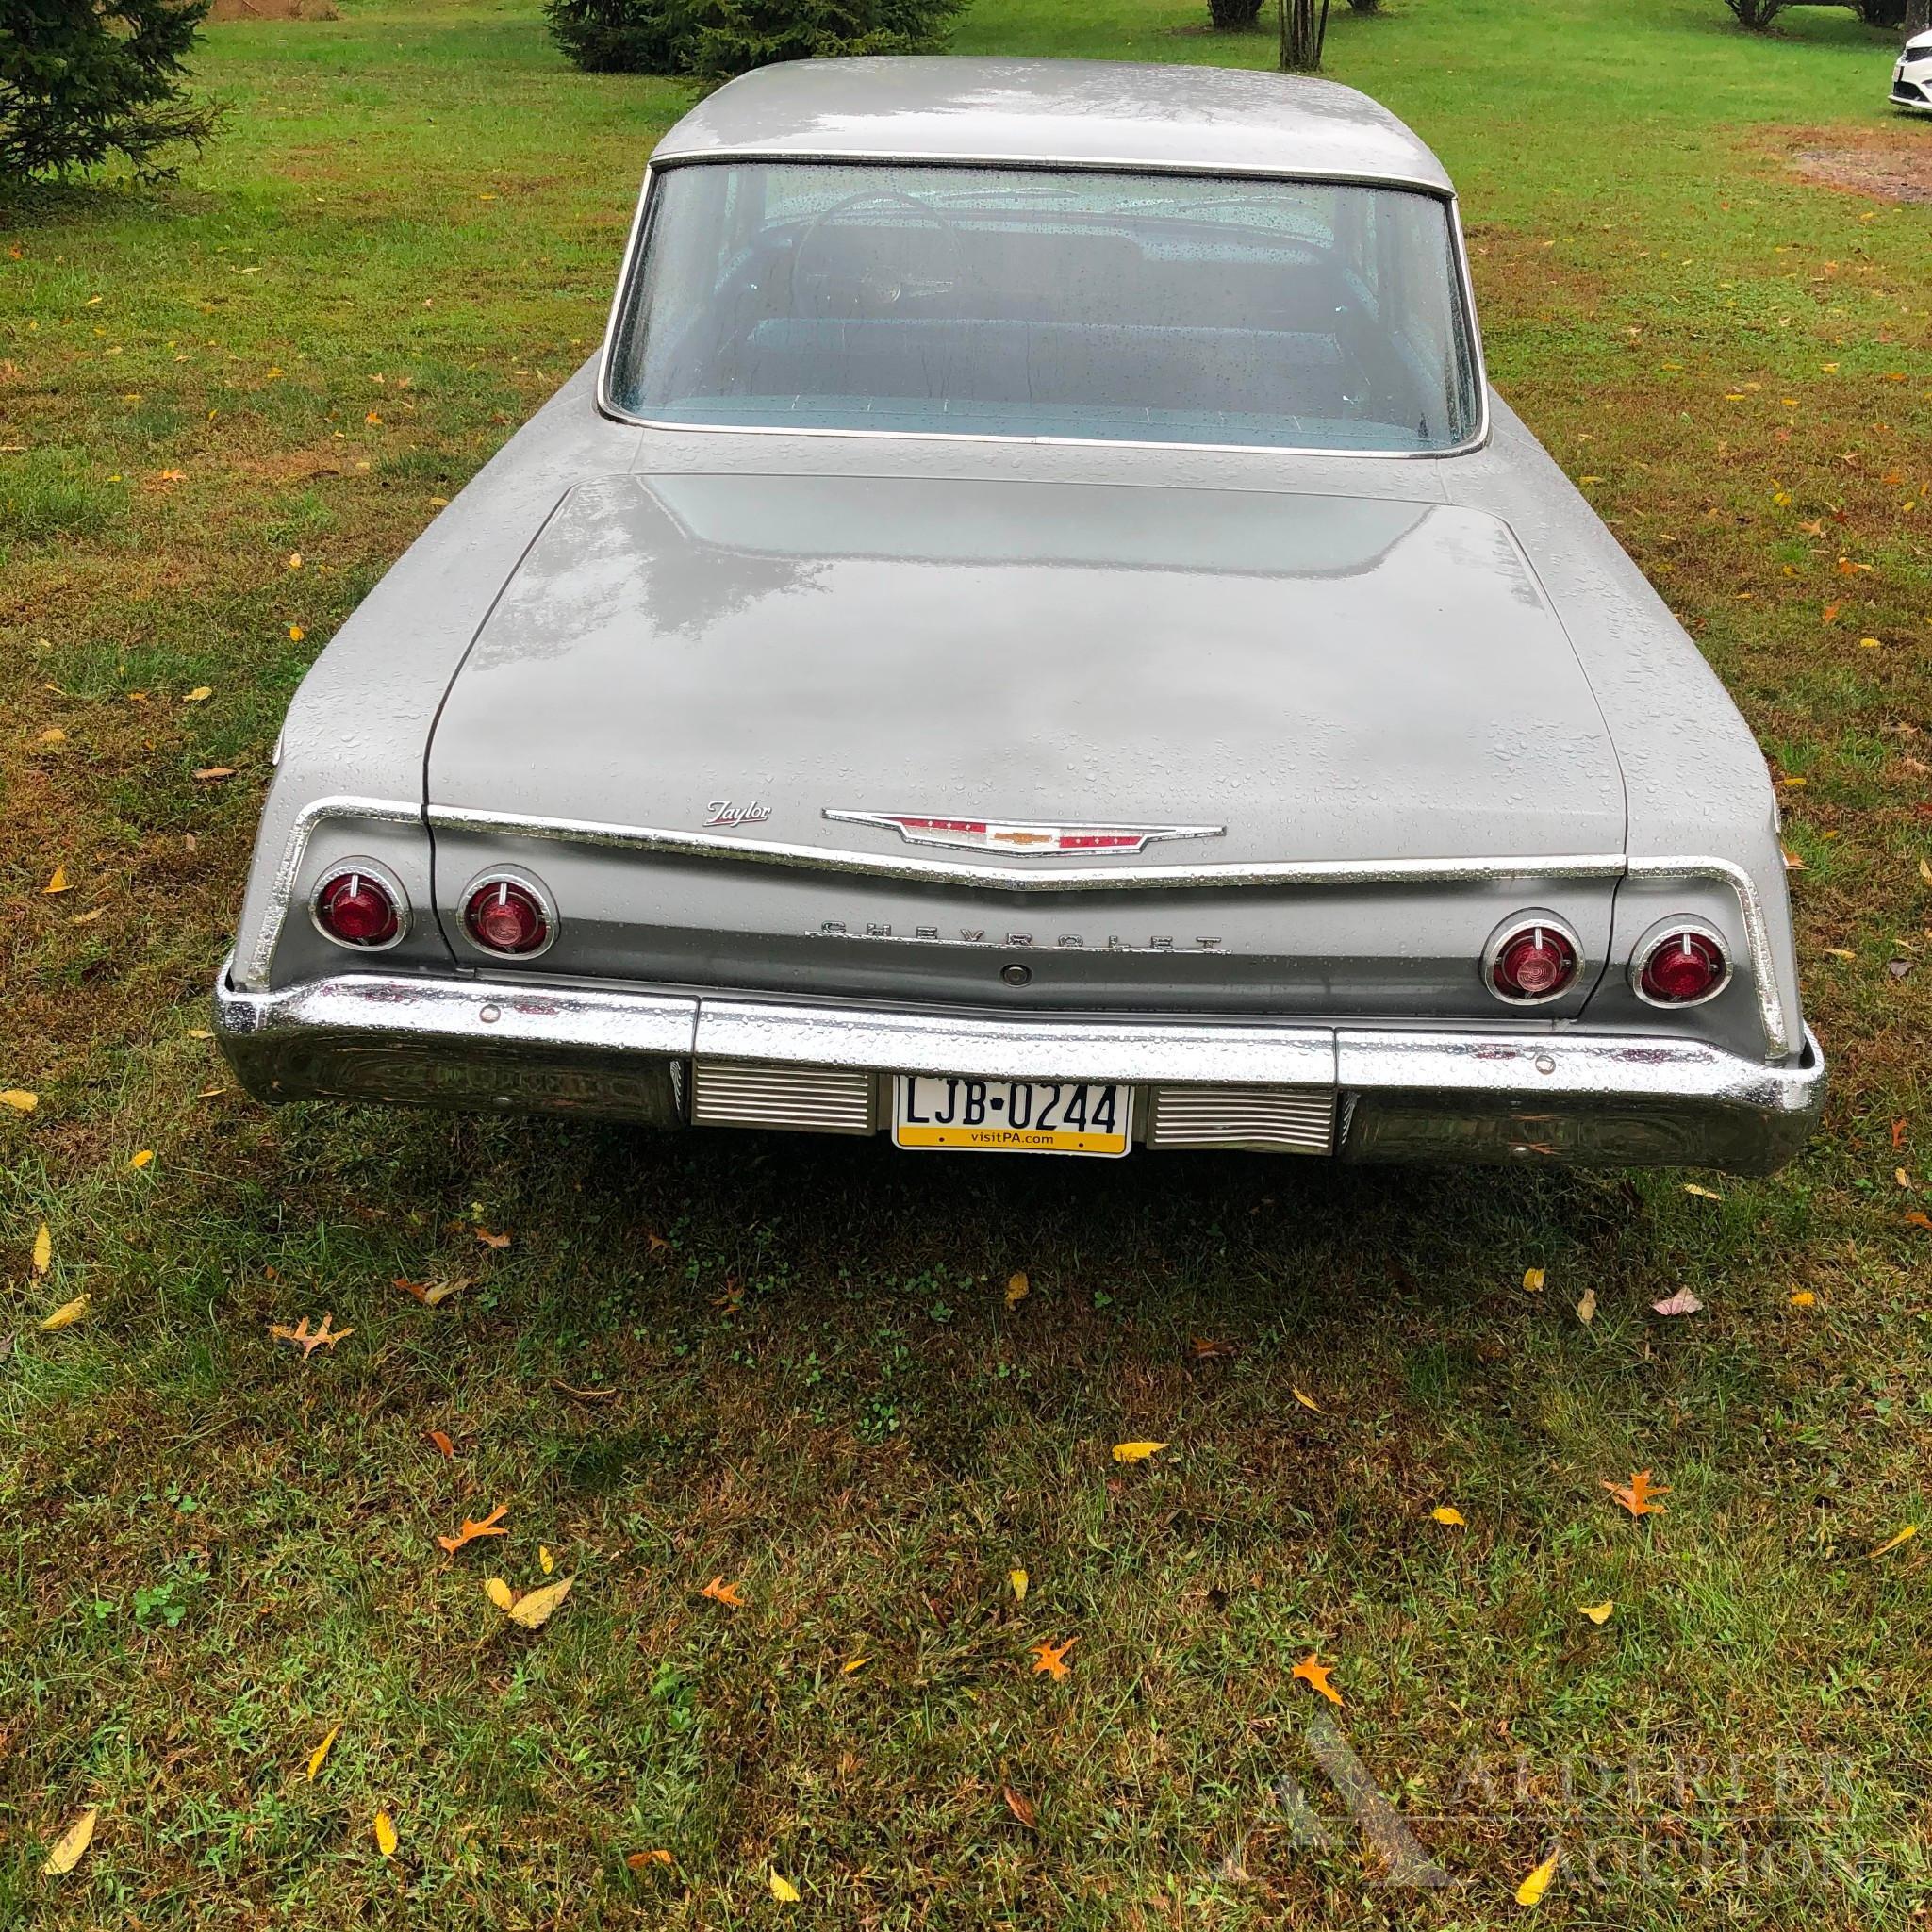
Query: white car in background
[{"left": 1893, "top": 29, "right": 1932, "bottom": 114}]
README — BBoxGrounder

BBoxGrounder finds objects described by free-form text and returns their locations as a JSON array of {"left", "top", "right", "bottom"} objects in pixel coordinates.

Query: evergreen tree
[{"left": 2, "top": 0, "right": 216, "bottom": 181}]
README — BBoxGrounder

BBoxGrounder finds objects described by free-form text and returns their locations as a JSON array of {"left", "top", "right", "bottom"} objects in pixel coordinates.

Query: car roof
[{"left": 652, "top": 57, "right": 1456, "bottom": 194}]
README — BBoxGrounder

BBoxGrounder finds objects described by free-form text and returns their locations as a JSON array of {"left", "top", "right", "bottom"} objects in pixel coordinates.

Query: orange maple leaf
[
  {"left": 436, "top": 1502, "right": 509, "bottom": 1553},
  {"left": 1291, "top": 1653, "right": 1344, "bottom": 1707},
  {"left": 1030, "top": 1637, "right": 1077, "bottom": 1679},
  {"left": 1603, "top": 1470, "right": 1670, "bottom": 1516},
  {"left": 701, "top": 1576, "right": 746, "bottom": 1608},
  {"left": 268, "top": 1313, "right": 352, "bottom": 1360}
]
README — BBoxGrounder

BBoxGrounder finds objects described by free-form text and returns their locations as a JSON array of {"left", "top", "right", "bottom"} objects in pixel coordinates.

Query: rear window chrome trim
[{"left": 595, "top": 157, "right": 1493, "bottom": 460}]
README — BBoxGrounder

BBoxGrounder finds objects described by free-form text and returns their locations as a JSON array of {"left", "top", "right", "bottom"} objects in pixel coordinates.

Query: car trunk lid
[{"left": 423, "top": 471, "right": 1626, "bottom": 1016}]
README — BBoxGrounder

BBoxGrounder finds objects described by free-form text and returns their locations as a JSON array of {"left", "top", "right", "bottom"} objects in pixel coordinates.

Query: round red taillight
[
  {"left": 1637, "top": 928, "right": 1728, "bottom": 1006},
  {"left": 313, "top": 869, "right": 401, "bottom": 949},
  {"left": 1488, "top": 921, "right": 1579, "bottom": 1003},
  {"left": 464, "top": 879, "right": 551, "bottom": 956}
]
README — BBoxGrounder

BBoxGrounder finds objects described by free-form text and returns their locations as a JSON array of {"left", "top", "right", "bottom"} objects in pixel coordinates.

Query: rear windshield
[{"left": 607, "top": 160, "right": 1482, "bottom": 453}]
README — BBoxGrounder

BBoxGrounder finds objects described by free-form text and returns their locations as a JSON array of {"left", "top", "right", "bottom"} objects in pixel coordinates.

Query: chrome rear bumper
[{"left": 213, "top": 962, "right": 1825, "bottom": 1175}]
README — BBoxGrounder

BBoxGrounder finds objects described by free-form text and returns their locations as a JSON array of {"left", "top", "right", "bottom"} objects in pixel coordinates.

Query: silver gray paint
[
  {"left": 650, "top": 57, "right": 1456, "bottom": 192},
  {"left": 221, "top": 57, "right": 1817, "bottom": 1167}
]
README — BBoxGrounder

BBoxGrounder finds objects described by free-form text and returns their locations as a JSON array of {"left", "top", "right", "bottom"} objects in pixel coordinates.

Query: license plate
[{"left": 893, "top": 1076, "right": 1132, "bottom": 1156}]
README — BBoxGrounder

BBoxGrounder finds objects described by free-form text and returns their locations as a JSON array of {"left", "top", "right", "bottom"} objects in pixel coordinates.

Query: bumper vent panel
[
  {"left": 1148, "top": 1084, "right": 1337, "bottom": 1155},
  {"left": 691, "top": 1059, "right": 877, "bottom": 1135}
]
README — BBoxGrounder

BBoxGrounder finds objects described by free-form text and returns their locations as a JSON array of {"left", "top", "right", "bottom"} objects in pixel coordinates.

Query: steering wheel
[{"left": 790, "top": 189, "right": 968, "bottom": 319}]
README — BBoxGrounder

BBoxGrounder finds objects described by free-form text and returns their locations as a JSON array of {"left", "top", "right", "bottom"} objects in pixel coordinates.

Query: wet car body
[{"left": 217, "top": 58, "right": 1824, "bottom": 1171}]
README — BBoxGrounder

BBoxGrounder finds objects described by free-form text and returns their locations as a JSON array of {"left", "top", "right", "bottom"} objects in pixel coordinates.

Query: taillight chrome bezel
[
  {"left": 1630, "top": 917, "right": 1732, "bottom": 1009},
  {"left": 458, "top": 867, "right": 558, "bottom": 961},
  {"left": 308, "top": 858, "right": 409, "bottom": 951},
  {"left": 1481, "top": 910, "right": 1583, "bottom": 1006}
]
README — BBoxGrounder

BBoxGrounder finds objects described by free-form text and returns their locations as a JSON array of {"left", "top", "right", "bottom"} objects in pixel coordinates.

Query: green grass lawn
[{"left": 3, "top": 0, "right": 1930, "bottom": 1924}]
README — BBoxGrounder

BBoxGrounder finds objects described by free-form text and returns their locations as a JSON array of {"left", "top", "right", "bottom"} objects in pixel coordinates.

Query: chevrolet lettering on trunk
[{"left": 214, "top": 58, "right": 1823, "bottom": 1172}]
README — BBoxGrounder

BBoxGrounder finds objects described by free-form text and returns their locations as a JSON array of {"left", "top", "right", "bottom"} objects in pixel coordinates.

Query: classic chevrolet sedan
[{"left": 216, "top": 58, "right": 1825, "bottom": 1171}]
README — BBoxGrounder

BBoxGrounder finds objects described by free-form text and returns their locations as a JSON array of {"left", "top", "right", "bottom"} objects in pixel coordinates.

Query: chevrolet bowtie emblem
[{"left": 823, "top": 812, "right": 1226, "bottom": 856}]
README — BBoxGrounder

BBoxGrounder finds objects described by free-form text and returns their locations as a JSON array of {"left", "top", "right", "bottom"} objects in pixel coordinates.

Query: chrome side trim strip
[
  {"left": 429, "top": 805, "right": 1627, "bottom": 897},
  {"left": 1627, "top": 855, "right": 1787, "bottom": 1061},
  {"left": 245, "top": 794, "right": 424, "bottom": 986}
]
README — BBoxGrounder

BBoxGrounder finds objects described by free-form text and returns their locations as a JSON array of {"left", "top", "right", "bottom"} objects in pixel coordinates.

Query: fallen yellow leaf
[
  {"left": 269, "top": 1313, "right": 352, "bottom": 1361},
  {"left": 397, "top": 1274, "right": 471, "bottom": 1307},
  {"left": 1004, "top": 1269, "right": 1030, "bottom": 1307},
  {"left": 0, "top": 1089, "right": 38, "bottom": 1113},
  {"left": 191, "top": 767, "right": 235, "bottom": 782},
  {"left": 1577, "top": 1601, "right": 1614, "bottom": 1625},
  {"left": 539, "top": 1544, "right": 554, "bottom": 1575},
  {"left": 484, "top": 1577, "right": 515, "bottom": 1610},
  {"left": 1291, "top": 1653, "right": 1343, "bottom": 1707},
  {"left": 841, "top": 1656, "right": 868, "bottom": 1675},
  {"left": 40, "top": 1295, "right": 90, "bottom": 1331},
  {"left": 44, "top": 867, "right": 71, "bottom": 894},
  {"left": 129, "top": 1149, "right": 154, "bottom": 1169},
  {"left": 701, "top": 1575, "right": 746, "bottom": 1608},
  {"left": 1009, "top": 1566, "right": 1028, "bottom": 1604},
  {"left": 1576, "top": 1288, "right": 1597, "bottom": 1325},
  {"left": 1683, "top": 1183, "right": 1722, "bottom": 1201},
  {"left": 1867, "top": 1525, "right": 1918, "bottom": 1559},
  {"left": 627, "top": 1849, "right": 674, "bottom": 1870},
  {"left": 436, "top": 1502, "right": 509, "bottom": 1553},
  {"left": 32, "top": 1223, "right": 52, "bottom": 1274},
  {"left": 769, "top": 1872, "right": 801, "bottom": 1904},
  {"left": 1523, "top": 1267, "right": 1545, "bottom": 1293},
  {"left": 39, "top": 727, "right": 66, "bottom": 744},
  {"left": 182, "top": 686, "right": 212, "bottom": 703},
  {"left": 1515, "top": 1848, "right": 1560, "bottom": 1906},
  {"left": 1430, "top": 1506, "right": 1466, "bottom": 1527},
  {"left": 1030, "top": 1636, "right": 1076, "bottom": 1679},
  {"left": 1603, "top": 1470, "right": 1669, "bottom": 1517},
  {"left": 474, "top": 1227, "right": 512, "bottom": 1249},
  {"left": 373, "top": 1810, "right": 397, "bottom": 1858},
  {"left": 305, "top": 1724, "right": 340, "bottom": 1780},
  {"left": 1112, "top": 1440, "right": 1168, "bottom": 1462},
  {"left": 1292, "top": 1387, "right": 1321, "bottom": 1412},
  {"left": 507, "top": 1575, "right": 572, "bottom": 1628},
  {"left": 41, "top": 1807, "right": 98, "bottom": 1877}
]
